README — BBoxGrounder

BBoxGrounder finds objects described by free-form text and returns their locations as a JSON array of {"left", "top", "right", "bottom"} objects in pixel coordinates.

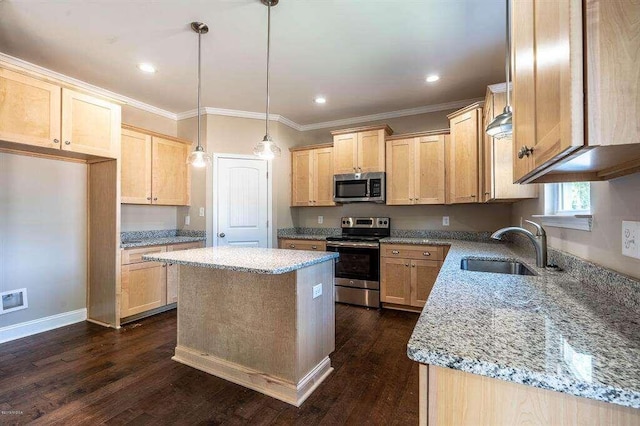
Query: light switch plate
[
  {"left": 318, "top": 215, "right": 324, "bottom": 224},
  {"left": 312, "top": 283, "right": 322, "bottom": 299},
  {"left": 622, "top": 221, "right": 639, "bottom": 259},
  {"left": 184, "top": 215, "right": 190, "bottom": 226},
  {"left": 199, "top": 207, "right": 205, "bottom": 217},
  {"left": 442, "top": 216, "right": 450, "bottom": 226}
]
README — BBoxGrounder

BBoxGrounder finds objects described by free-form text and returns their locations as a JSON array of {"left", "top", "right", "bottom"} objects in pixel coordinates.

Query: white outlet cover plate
[
  {"left": 318, "top": 215, "right": 324, "bottom": 224},
  {"left": 184, "top": 215, "right": 190, "bottom": 226},
  {"left": 622, "top": 221, "right": 640, "bottom": 259},
  {"left": 443, "top": 216, "right": 450, "bottom": 226},
  {"left": 312, "top": 283, "right": 322, "bottom": 299},
  {"left": 199, "top": 207, "right": 205, "bottom": 217}
]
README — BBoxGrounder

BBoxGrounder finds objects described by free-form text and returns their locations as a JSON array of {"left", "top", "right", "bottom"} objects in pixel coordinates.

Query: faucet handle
[{"left": 525, "top": 220, "right": 546, "bottom": 237}]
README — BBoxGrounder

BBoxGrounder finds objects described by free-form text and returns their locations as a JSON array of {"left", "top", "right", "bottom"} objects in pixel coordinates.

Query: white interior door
[{"left": 214, "top": 156, "right": 269, "bottom": 247}]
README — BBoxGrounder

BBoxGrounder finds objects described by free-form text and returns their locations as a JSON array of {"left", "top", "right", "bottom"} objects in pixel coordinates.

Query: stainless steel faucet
[{"left": 491, "top": 220, "right": 548, "bottom": 268}]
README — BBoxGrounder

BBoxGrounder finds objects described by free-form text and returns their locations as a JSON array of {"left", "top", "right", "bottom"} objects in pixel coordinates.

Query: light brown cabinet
[
  {"left": 483, "top": 84, "right": 538, "bottom": 202},
  {"left": 290, "top": 144, "right": 335, "bottom": 207},
  {"left": 331, "top": 125, "right": 392, "bottom": 174},
  {"left": 120, "top": 241, "right": 204, "bottom": 319},
  {"left": 386, "top": 131, "right": 447, "bottom": 205},
  {"left": 121, "top": 124, "right": 191, "bottom": 206},
  {"left": 380, "top": 244, "right": 444, "bottom": 310},
  {"left": 0, "top": 67, "right": 120, "bottom": 158},
  {"left": 447, "top": 103, "right": 483, "bottom": 204},
  {"left": 278, "top": 238, "right": 327, "bottom": 252},
  {"left": 512, "top": 0, "right": 640, "bottom": 183}
]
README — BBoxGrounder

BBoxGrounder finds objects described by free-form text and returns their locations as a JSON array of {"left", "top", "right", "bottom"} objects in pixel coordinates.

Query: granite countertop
[
  {"left": 380, "top": 237, "right": 452, "bottom": 246},
  {"left": 278, "top": 234, "right": 331, "bottom": 241},
  {"left": 407, "top": 240, "right": 640, "bottom": 408},
  {"left": 121, "top": 236, "right": 206, "bottom": 249},
  {"left": 143, "top": 246, "right": 339, "bottom": 275}
]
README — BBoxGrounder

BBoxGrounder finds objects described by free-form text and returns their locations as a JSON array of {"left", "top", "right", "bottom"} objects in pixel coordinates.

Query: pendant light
[
  {"left": 187, "top": 21, "right": 212, "bottom": 168},
  {"left": 253, "top": 0, "right": 282, "bottom": 160},
  {"left": 486, "top": 0, "right": 513, "bottom": 139}
]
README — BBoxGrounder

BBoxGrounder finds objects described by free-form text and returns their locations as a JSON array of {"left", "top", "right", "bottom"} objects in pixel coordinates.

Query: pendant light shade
[
  {"left": 254, "top": 0, "right": 281, "bottom": 160},
  {"left": 187, "top": 21, "right": 212, "bottom": 168},
  {"left": 486, "top": 0, "right": 513, "bottom": 139}
]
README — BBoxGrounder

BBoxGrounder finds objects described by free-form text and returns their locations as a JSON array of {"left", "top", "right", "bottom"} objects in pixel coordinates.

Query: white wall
[
  {"left": 121, "top": 205, "right": 178, "bottom": 232},
  {"left": 512, "top": 173, "right": 640, "bottom": 279},
  {"left": 0, "top": 153, "right": 87, "bottom": 327}
]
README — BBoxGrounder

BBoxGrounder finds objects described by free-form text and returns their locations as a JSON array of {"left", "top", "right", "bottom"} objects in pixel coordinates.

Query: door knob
[{"left": 219, "top": 232, "right": 225, "bottom": 238}]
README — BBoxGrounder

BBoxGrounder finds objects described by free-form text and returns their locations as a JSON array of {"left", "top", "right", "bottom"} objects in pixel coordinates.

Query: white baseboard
[{"left": 0, "top": 308, "right": 87, "bottom": 344}]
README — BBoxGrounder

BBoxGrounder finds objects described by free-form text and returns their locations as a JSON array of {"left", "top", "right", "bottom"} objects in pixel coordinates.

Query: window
[{"left": 534, "top": 183, "right": 593, "bottom": 231}]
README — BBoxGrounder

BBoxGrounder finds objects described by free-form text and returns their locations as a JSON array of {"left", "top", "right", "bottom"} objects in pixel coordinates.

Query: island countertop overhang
[{"left": 142, "top": 246, "right": 339, "bottom": 274}]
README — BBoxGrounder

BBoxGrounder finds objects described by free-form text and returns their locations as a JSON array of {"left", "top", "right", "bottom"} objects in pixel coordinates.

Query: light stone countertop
[
  {"left": 121, "top": 236, "right": 206, "bottom": 249},
  {"left": 407, "top": 239, "right": 640, "bottom": 409},
  {"left": 143, "top": 246, "right": 339, "bottom": 275},
  {"left": 277, "top": 234, "right": 331, "bottom": 241}
]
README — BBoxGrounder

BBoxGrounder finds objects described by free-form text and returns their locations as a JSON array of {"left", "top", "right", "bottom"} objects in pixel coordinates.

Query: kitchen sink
[{"left": 460, "top": 258, "right": 536, "bottom": 276}]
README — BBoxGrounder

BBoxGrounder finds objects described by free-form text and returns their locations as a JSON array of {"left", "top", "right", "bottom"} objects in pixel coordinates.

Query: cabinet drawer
[
  {"left": 381, "top": 244, "right": 443, "bottom": 261},
  {"left": 121, "top": 245, "right": 166, "bottom": 265},
  {"left": 168, "top": 241, "right": 204, "bottom": 252},
  {"left": 279, "top": 239, "right": 326, "bottom": 251}
]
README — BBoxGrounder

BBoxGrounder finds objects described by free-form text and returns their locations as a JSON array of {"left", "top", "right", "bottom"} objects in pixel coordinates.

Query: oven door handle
[{"left": 326, "top": 242, "right": 379, "bottom": 249}]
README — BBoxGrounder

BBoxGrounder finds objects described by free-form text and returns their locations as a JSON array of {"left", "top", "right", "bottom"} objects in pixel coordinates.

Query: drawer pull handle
[
  {"left": 423, "top": 252, "right": 431, "bottom": 256},
  {"left": 392, "top": 250, "right": 400, "bottom": 254},
  {"left": 312, "top": 246, "right": 317, "bottom": 249},
  {"left": 290, "top": 244, "right": 295, "bottom": 248}
]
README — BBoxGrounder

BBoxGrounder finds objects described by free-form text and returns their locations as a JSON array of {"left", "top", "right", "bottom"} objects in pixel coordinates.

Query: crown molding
[
  {"left": 296, "top": 97, "right": 485, "bottom": 131},
  {"left": 0, "top": 52, "right": 178, "bottom": 120},
  {"left": 1, "top": 52, "right": 484, "bottom": 133}
]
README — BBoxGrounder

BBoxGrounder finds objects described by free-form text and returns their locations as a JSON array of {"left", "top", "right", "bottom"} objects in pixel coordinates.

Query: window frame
[{"left": 532, "top": 183, "right": 593, "bottom": 231}]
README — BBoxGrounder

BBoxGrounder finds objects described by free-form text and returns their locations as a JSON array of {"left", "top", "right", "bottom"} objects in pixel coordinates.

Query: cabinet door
[
  {"left": 121, "top": 261, "right": 167, "bottom": 318},
  {"left": 292, "top": 150, "right": 312, "bottom": 206},
  {"left": 0, "top": 68, "right": 61, "bottom": 149},
  {"left": 386, "top": 138, "right": 414, "bottom": 205},
  {"left": 151, "top": 136, "right": 191, "bottom": 205},
  {"left": 313, "top": 147, "right": 335, "bottom": 206},
  {"left": 380, "top": 257, "right": 411, "bottom": 305},
  {"left": 448, "top": 110, "right": 480, "bottom": 204},
  {"left": 61, "top": 88, "right": 120, "bottom": 158},
  {"left": 512, "top": 0, "right": 584, "bottom": 180},
  {"left": 333, "top": 133, "right": 358, "bottom": 174},
  {"left": 358, "top": 130, "right": 385, "bottom": 173},
  {"left": 410, "top": 260, "right": 441, "bottom": 308},
  {"left": 415, "top": 135, "right": 446, "bottom": 204},
  {"left": 121, "top": 128, "right": 152, "bottom": 204}
]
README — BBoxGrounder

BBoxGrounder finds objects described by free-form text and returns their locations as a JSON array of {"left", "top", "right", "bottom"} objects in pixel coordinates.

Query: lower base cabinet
[
  {"left": 120, "top": 241, "right": 204, "bottom": 319},
  {"left": 380, "top": 244, "right": 445, "bottom": 310}
]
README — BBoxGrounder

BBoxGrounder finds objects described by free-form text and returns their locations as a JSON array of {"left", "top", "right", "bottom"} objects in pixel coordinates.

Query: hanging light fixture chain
[
  {"left": 505, "top": 0, "right": 511, "bottom": 108},
  {"left": 197, "top": 26, "right": 202, "bottom": 149},
  {"left": 265, "top": 0, "right": 271, "bottom": 138}
]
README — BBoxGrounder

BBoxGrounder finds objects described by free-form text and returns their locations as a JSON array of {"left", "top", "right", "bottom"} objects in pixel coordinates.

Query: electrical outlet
[
  {"left": 199, "top": 207, "right": 205, "bottom": 217},
  {"left": 312, "top": 283, "right": 323, "bottom": 299},
  {"left": 622, "top": 221, "right": 640, "bottom": 259},
  {"left": 184, "top": 215, "right": 190, "bottom": 226},
  {"left": 442, "top": 216, "right": 449, "bottom": 226},
  {"left": 318, "top": 215, "right": 324, "bottom": 224}
]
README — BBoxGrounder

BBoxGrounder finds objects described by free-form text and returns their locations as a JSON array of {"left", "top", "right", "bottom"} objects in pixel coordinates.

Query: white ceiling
[{"left": 0, "top": 0, "right": 506, "bottom": 125}]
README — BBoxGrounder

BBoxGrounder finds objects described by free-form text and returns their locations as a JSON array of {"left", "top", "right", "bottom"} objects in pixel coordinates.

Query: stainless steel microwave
[{"left": 333, "top": 172, "right": 386, "bottom": 203}]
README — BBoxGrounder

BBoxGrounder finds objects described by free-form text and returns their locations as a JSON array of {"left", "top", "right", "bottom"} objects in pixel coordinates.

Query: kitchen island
[{"left": 143, "top": 246, "right": 338, "bottom": 406}]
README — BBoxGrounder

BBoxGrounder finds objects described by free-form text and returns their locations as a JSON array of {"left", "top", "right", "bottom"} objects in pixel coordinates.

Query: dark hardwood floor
[{"left": 0, "top": 304, "right": 420, "bottom": 425}]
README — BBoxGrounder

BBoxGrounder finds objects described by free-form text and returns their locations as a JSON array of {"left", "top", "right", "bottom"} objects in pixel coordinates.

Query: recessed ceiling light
[
  {"left": 314, "top": 97, "right": 327, "bottom": 104},
  {"left": 137, "top": 63, "right": 157, "bottom": 73},
  {"left": 426, "top": 75, "right": 440, "bottom": 83}
]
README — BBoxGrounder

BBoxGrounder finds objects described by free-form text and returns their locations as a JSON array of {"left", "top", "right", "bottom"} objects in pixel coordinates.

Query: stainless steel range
[{"left": 326, "top": 217, "right": 390, "bottom": 308}]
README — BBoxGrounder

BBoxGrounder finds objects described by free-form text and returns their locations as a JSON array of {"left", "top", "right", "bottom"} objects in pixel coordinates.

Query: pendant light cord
[
  {"left": 197, "top": 26, "right": 202, "bottom": 149},
  {"left": 505, "top": 0, "right": 511, "bottom": 108},
  {"left": 265, "top": 0, "right": 271, "bottom": 138}
]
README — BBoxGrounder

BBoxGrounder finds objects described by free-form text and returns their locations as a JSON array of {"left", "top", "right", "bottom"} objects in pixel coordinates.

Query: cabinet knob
[
  {"left": 423, "top": 252, "right": 431, "bottom": 256},
  {"left": 219, "top": 233, "right": 226, "bottom": 238},
  {"left": 169, "top": 263, "right": 173, "bottom": 266},
  {"left": 64, "top": 140, "right": 71, "bottom": 145},
  {"left": 153, "top": 197, "right": 158, "bottom": 201},
  {"left": 392, "top": 250, "right": 400, "bottom": 254},
  {"left": 289, "top": 244, "right": 295, "bottom": 248},
  {"left": 412, "top": 264, "right": 416, "bottom": 268},
  {"left": 484, "top": 192, "right": 490, "bottom": 195},
  {"left": 147, "top": 197, "right": 152, "bottom": 201},
  {"left": 53, "top": 139, "right": 59, "bottom": 144},
  {"left": 470, "top": 195, "right": 476, "bottom": 198},
  {"left": 518, "top": 146, "right": 534, "bottom": 159},
  {"left": 405, "top": 263, "right": 409, "bottom": 267},
  {"left": 311, "top": 245, "right": 317, "bottom": 250},
  {"left": 162, "top": 264, "right": 167, "bottom": 268},
  {"left": 353, "top": 167, "right": 356, "bottom": 171}
]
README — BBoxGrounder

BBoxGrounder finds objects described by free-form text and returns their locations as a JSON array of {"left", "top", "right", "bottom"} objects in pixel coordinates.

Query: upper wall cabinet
[
  {"left": 290, "top": 144, "right": 335, "bottom": 207},
  {"left": 447, "top": 103, "right": 483, "bottom": 204},
  {"left": 0, "top": 68, "right": 120, "bottom": 158},
  {"left": 121, "top": 124, "right": 191, "bottom": 206},
  {"left": 512, "top": 0, "right": 640, "bottom": 183},
  {"left": 386, "top": 131, "right": 447, "bottom": 205},
  {"left": 332, "top": 125, "right": 393, "bottom": 174},
  {"left": 483, "top": 84, "right": 538, "bottom": 202}
]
